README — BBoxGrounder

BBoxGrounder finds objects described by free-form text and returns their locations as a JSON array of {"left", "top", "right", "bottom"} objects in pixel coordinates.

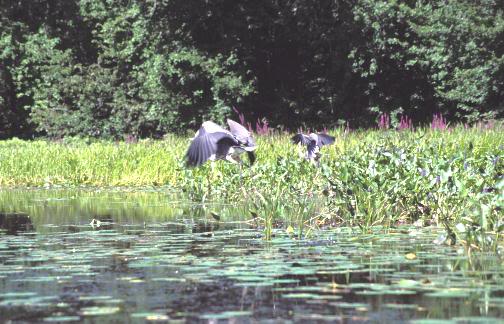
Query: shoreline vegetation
[{"left": 0, "top": 124, "right": 503, "bottom": 250}]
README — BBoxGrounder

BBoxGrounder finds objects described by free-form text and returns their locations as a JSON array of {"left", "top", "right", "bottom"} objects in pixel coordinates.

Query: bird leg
[{"left": 239, "top": 159, "right": 243, "bottom": 188}]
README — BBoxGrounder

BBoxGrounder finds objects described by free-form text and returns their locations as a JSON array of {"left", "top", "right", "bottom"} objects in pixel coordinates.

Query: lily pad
[
  {"left": 80, "top": 306, "right": 121, "bottom": 316},
  {"left": 43, "top": 316, "right": 81, "bottom": 322},
  {"left": 424, "top": 289, "right": 470, "bottom": 298},
  {"left": 200, "top": 311, "right": 252, "bottom": 320}
]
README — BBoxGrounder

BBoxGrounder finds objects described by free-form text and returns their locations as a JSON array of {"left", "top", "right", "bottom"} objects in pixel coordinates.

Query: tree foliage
[
  {"left": 0, "top": 0, "right": 503, "bottom": 138},
  {"left": 352, "top": 0, "right": 504, "bottom": 123}
]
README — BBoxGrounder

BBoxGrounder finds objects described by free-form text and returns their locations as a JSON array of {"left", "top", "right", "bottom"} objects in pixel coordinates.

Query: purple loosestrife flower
[
  {"left": 255, "top": 118, "right": 270, "bottom": 136},
  {"left": 124, "top": 134, "right": 138, "bottom": 144},
  {"left": 431, "top": 113, "right": 447, "bottom": 130},
  {"left": 233, "top": 107, "right": 254, "bottom": 133},
  {"left": 378, "top": 113, "right": 390, "bottom": 130},
  {"left": 398, "top": 115, "right": 413, "bottom": 131},
  {"left": 233, "top": 107, "right": 246, "bottom": 126},
  {"left": 297, "top": 127, "right": 312, "bottom": 135}
]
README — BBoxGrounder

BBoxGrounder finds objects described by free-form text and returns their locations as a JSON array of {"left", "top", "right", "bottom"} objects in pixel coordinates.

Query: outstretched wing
[
  {"left": 227, "top": 119, "right": 250, "bottom": 142},
  {"left": 316, "top": 133, "right": 335, "bottom": 147},
  {"left": 200, "top": 121, "right": 229, "bottom": 135},
  {"left": 227, "top": 119, "right": 257, "bottom": 152},
  {"left": 291, "top": 133, "right": 311, "bottom": 145},
  {"left": 185, "top": 126, "right": 236, "bottom": 167}
]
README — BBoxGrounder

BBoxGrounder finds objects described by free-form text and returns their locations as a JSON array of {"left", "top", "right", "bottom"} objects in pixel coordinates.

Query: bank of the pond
[{"left": 0, "top": 127, "right": 502, "bottom": 249}]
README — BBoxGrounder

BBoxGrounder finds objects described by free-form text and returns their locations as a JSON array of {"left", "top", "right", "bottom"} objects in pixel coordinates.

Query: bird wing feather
[
  {"left": 201, "top": 121, "right": 230, "bottom": 135},
  {"left": 291, "top": 133, "right": 311, "bottom": 145},
  {"left": 316, "top": 133, "right": 335, "bottom": 146},
  {"left": 186, "top": 128, "right": 235, "bottom": 167},
  {"left": 227, "top": 119, "right": 250, "bottom": 141}
]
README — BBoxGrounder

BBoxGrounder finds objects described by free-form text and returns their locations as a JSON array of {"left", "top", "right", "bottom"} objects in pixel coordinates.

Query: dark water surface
[{"left": 0, "top": 189, "right": 503, "bottom": 323}]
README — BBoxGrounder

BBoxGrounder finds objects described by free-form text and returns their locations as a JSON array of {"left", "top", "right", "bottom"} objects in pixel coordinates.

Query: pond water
[{"left": 0, "top": 189, "right": 503, "bottom": 323}]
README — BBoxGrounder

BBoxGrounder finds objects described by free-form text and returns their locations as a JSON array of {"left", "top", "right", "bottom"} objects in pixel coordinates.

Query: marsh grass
[{"left": 0, "top": 126, "right": 502, "bottom": 248}]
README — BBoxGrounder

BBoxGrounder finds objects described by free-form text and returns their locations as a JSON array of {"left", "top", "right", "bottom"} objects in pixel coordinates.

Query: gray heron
[
  {"left": 291, "top": 132, "right": 335, "bottom": 162},
  {"left": 185, "top": 119, "right": 257, "bottom": 167}
]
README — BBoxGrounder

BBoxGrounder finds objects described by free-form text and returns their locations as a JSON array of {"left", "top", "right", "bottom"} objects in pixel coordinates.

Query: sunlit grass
[{"left": 0, "top": 126, "right": 502, "bottom": 248}]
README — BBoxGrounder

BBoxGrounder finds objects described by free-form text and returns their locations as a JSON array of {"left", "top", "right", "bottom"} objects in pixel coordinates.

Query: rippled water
[{"left": 0, "top": 189, "right": 503, "bottom": 323}]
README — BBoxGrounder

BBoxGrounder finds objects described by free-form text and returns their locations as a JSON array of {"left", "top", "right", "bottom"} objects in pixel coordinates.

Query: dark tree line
[{"left": 1, "top": 0, "right": 503, "bottom": 139}]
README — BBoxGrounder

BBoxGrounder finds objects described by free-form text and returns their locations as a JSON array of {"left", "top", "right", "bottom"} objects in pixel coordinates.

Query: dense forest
[{"left": 1, "top": 0, "right": 503, "bottom": 139}]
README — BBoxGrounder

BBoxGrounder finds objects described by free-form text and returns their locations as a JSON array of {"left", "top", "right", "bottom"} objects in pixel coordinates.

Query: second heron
[{"left": 291, "top": 132, "right": 335, "bottom": 163}]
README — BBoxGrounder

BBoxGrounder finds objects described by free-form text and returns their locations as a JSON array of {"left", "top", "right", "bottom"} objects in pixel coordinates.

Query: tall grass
[{"left": 0, "top": 126, "right": 502, "bottom": 248}]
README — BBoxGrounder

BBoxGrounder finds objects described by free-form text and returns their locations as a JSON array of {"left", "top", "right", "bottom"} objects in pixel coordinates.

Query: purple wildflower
[
  {"left": 398, "top": 115, "right": 413, "bottom": 131},
  {"left": 255, "top": 118, "right": 270, "bottom": 136},
  {"left": 431, "top": 113, "right": 447, "bottom": 130},
  {"left": 378, "top": 113, "right": 390, "bottom": 130},
  {"left": 233, "top": 107, "right": 247, "bottom": 126},
  {"left": 124, "top": 134, "right": 138, "bottom": 143}
]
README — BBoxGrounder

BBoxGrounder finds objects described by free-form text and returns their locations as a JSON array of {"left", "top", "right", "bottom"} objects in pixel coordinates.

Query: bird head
[{"left": 243, "top": 137, "right": 257, "bottom": 151}]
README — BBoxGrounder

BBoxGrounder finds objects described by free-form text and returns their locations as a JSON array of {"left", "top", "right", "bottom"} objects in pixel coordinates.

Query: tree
[{"left": 351, "top": 0, "right": 504, "bottom": 123}]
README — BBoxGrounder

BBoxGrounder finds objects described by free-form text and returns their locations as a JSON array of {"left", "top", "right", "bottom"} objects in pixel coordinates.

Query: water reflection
[
  {"left": 0, "top": 189, "right": 244, "bottom": 234},
  {"left": 90, "top": 215, "right": 115, "bottom": 230},
  {"left": 0, "top": 212, "right": 34, "bottom": 235},
  {"left": 192, "top": 220, "right": 220, "bottom": 233},
  {"left": 0, "top": 189, "right": 503, "bottom": 323}
]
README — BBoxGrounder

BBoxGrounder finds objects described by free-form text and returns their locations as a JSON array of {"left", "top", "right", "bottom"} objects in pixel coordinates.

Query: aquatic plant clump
[{"left": 0, "top": 126, "right": 502, "bottom": 249}]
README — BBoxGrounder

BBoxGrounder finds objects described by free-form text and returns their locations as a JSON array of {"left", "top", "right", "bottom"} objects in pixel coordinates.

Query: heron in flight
[
  {"left": 185, "top": 119, "right": 257, "bottom": 167},
  {"left": 291, "top": 132, "right": 335, "bottom": 163}
]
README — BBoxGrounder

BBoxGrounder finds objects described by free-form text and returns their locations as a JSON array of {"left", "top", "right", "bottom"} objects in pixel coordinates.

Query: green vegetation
[
  {"left": 1, "top": 2, "right": 503, "bottom": 320},
  {"left": 1, "top": 1, "right": 503, "bottom": 139},
  {"left": 0, "top": 126, "right": 502, "bottom": 249}
]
